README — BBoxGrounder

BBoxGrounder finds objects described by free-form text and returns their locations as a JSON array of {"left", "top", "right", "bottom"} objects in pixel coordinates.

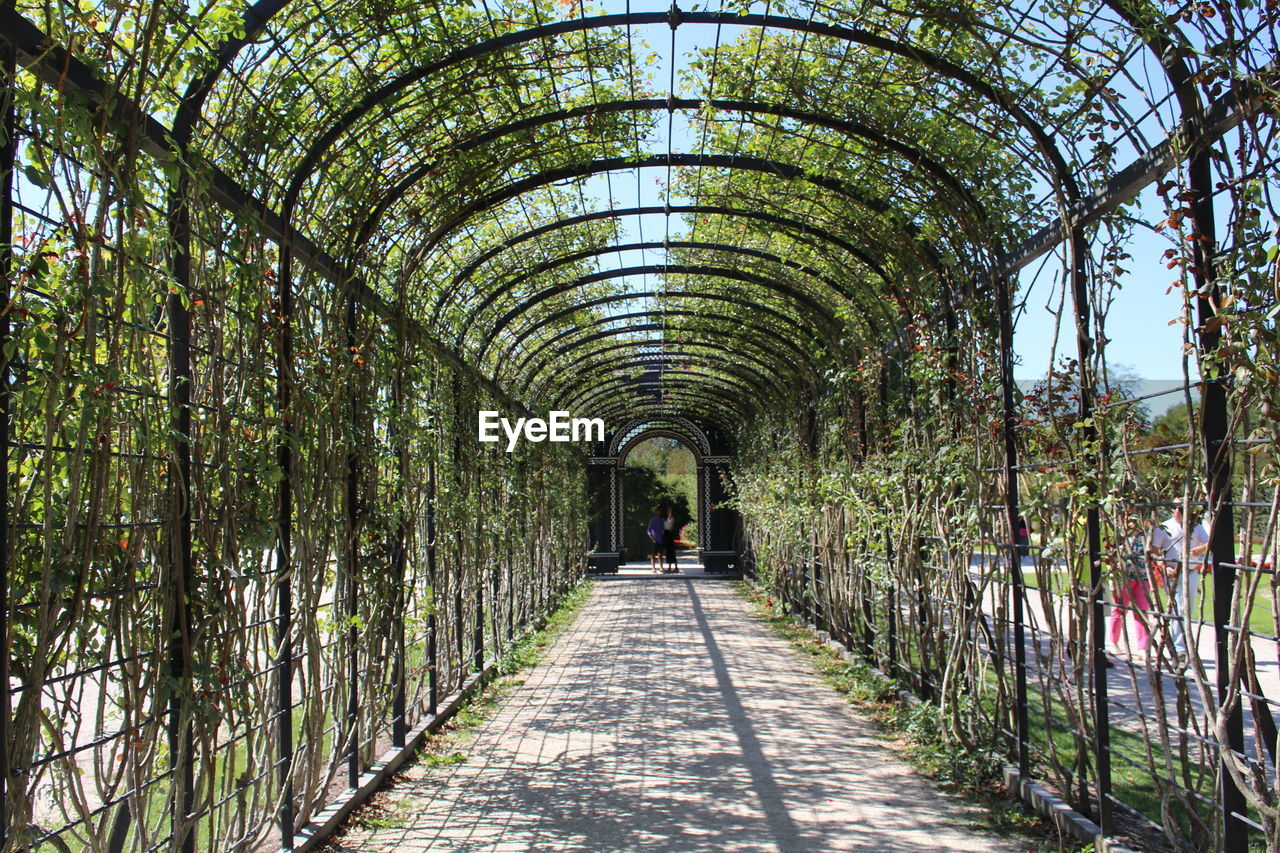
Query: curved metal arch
[
  {"left": 280, "top": 7, "right": 1077, "bottom": 222},
  {"left": 527, "top": 332, "right": 808, "bottom": 410},
  {"left": 564, "top": 350, "right": 783, "bottom": 404},
  {"left": 613, "top": 429, "right": 705, "bottom": 463},
  {"left": 182, "top": 3, "right": 1092, "bottom": 447},
  {"left": 493, "top": 288, "right": 823, "bottom": 383},
  {"left": 608, "top": 414, "right": 711, "bottom": 456},
  {"left": 552, "top": 352, "right": 782, "bottom": 414},
  {"left": 478, "top": 262, "right": 842, "bottom": 359},
  {"left": 578, "top": 376, "right": 756, "bottom": 424},
  {"left": 590, "top": 387, "right": 749, "bottom": 427},
  {"left": 574, "top": 365, "right": 760, "bottom": 412},
  {"left": 583, "top": 378, "right": 757, "bottom": 425},
  {"left": 531, "top": 341, "right": 795, "bottom": 405},
  {"left": 354, "top": 96, "right": 988, "bottom": 294},
  {"left": 565, "top": 373, "right": 768, "bottom": 430},
  {"left": 408, "top": 153, "right": 940, "bottom": 272},
  {"left": 453, "top": 99, "right": 983, "bottom": 214},
  {"left": 536, "top": 318, "right": 815, "bottom": 383},
  {"left": 506, "top": 309, "right": 818, "bottom": 387},
  {"left": 602, "top": 407, "right": 731, "bottom": 440},
  {"left": 364, "top": 94, "right": 987, "bottom": 242},
  {"left": 454, "top": 241, "right": 869, "bottom": 347},
  {"left": 432, "top": 205, "right": 894, "bottom": 318}
]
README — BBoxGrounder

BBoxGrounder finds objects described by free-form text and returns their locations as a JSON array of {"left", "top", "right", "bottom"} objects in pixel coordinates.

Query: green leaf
[{"left": 23, "top": 165, "right": 50, "bottom": 188}]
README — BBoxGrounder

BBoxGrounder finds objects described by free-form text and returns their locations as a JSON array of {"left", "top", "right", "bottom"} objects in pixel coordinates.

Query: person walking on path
[
  {"left": 662, "top": 506, "right": 678, "bottom": 573},
  {"left": 1109, "top": 516, "right": 1152, "bottom": 654},
  {"left": 647, "top": 507, "right": 666, "bottom": 572},
  {"left": 1148, "top": 504, "right": 1209, "bottom": 659}
]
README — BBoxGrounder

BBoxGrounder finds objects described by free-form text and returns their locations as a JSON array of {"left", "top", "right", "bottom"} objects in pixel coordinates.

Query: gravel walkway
[{"left": 328, "top": 578, "right": 1022, "bottom": 852}]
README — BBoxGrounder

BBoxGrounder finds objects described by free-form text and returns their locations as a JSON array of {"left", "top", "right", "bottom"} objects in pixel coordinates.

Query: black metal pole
[
  {"left": 490, "top": 486, "right": 501, "bottom": 655},
  {"left": 862, "top": 559, "right": 875, "bottom": 660},
  {"left": 505, "top": 535, "right": 515, "bottom": 642},
  {"left": 164, "top": 120, "right": 198, "bottom": 853},
  {"left": 275, "top": 235, "right": 296, "bottom": 850},
  {"left": 0, "top": 15, "right": 16, "bottom": 846},
  {"left": 1065, "top": 227, "right": 1112, "bottom": 828},
  {"left": 427, "top": 455, "right": 438, "bottom": 716},
  {"left": 885, "top": 533, "right": 898, "bottom": 682},
  {"left": 853, "top": 385, "right": 868, "bottom": 460},
  {"left": 474, "top": 476, "right": 484, "bottom": 673},
  {"left": 452, "top": 378, "right": 465, "bottom": 680},
  {"left": 1188, "top": 146, "right": 1246, "bottom": 851},
  {"left": 344, "top": 291, "right": 360, "bottom": 790},
  {"left": 996, "top": 272, "right": 1030, "bottom": 778},
  {"left": 390, "top": 333, "right": 408, "bottom": 747}
]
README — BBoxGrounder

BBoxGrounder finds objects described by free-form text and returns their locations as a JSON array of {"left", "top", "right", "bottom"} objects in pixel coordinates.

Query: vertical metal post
[
  {"left": 812, "top": 552, "right": 823, "bottom": 632},
  {"left": 885, "top": 533, "right": 898, "bottom": 681},
  {"left": 996, "top": 272, "right": 1031, "bottom": 778},
  {"left": 1188, "top": 147, "right": 1246, "bottom": 850},
  {"left": 426, "top": 456, "right": 438, "bottom": 716},
  {"left": 0, "top": 18, "right": 16, "bottom": 846},
  {"left": 853, "top": 386, "right": 868, "bottom": 459},
  {"left": 162, "top": 89, "right": 200, "bottom": 851},
  {"left": 703, "top": 463, "right": 714, "bottom": 560},
  {"left": 452, "top": 378, "right": 465, "bottom": 678},
  {"left": 878, "top": 363, "right": 889, "bottom": 451},
  {"left": 521, "top": 492, "right": 533, "bottom": 629},
  {"left": 390, "top": 330, "right": 407, "bottom": 748},
  {"left": 608, "top": 465, "right": 620, "bottom": 556},
  {"left": 505, "top": 532, "right": 515, "bottom": 642},
  {"left": 275, "top": 238, "right": 296, "bottom": 849},
  {"left": 343, "top": 292, "right": 359, "bottom": 790},
  {"left": 942, "top": 290, "right": 959, "bottom": 406},
  {"left": 861, "top": 559, "right": 875, "bottom": 660},
  {"left": 916, "top": 535, "right": 934, "bottom": 701},
  {"left": 1065, "top": 228, "right": 1111, "bottom": 828},
  {"left": 490, "top": 485, "right": 501, "bottom": 655},
  {"left": 473, "top": 479, "right": 484, "bottom": 673},
  {"left": 877, "top": 362, "right": 898, "bottom": 681}
]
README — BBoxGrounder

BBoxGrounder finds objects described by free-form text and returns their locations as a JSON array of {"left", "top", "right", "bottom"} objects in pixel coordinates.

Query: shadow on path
[{"left": 329, "top": 581, "right": 1018, "bottom": 852}]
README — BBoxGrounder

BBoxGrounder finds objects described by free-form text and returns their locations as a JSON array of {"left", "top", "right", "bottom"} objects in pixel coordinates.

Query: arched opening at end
[
  {"left": 621, "top": 436, "right": 699, "bottom": 574},
  {"left": 586, "top": 417, "right": 736, "bottom": 575}
]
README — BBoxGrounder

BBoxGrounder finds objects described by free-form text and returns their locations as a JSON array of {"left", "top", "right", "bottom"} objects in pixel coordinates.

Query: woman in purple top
[{"left": 647, "top": 508, "right": 666, "bottom": 572}]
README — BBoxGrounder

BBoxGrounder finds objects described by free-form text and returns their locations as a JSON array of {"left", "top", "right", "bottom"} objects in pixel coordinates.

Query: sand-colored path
[{"left": 330, "top": 579, "right": 1020, "bottom": 852}]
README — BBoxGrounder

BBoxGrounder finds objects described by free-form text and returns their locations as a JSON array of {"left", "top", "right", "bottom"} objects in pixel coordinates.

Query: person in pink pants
[{"left": 1110, "top": 517, "right": 1152, "bottom": 652}]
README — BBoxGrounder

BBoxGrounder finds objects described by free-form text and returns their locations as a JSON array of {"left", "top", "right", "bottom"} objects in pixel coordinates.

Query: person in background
[
  {"left": 1148, "top": 502, "right": 1210, "bottom": 660},
  {"left": 663, "top": 506, "right": 679, "bottom": 573},
  {"left": 1109, "top": 516, "right": 1152, "bottom": 655},
  {"left": 1016, "top": 515, "right": 1031, "bottom": 560},
  {"left": 647, "top": 507, "right": 666, "bottom": 572}
]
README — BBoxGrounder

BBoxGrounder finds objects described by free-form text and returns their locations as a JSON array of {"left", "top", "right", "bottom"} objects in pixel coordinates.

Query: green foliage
[{"left": 621, "top": 465, "right": 693, "bottom": 557}]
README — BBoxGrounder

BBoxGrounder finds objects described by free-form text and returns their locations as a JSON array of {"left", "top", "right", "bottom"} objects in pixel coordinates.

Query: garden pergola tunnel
[{"left": 1, "top": 1, "right": 1278, "bottom": 851}]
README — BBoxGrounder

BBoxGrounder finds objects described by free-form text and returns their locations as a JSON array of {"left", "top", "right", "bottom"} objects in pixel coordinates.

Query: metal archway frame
[
  {"left": 503, "top": 308, "right": 821, "bottom": 387},
  {"left": 609, "top": 415, "right": 713, "bottom": 456},
  {"left": 430, "top": 204, "right": 895, "bottom": 321},
  {"left": 479, "top": 266, "right": 840, "bottom": 368},
  {"left": 566, "top": 366, "right": 767, "bottom": 425},
  {"left": 535, "top": 344, "right": 792, "bottom": 407},
  {"left": 521, "top": 325, "right": 813, "bottom": 412},
  {"left": 405, "top": 153, "right": 940, "bottom": 271},
  {"left": 551, "top": 352, "right": 783, "bottom": 410},
  {"left": 456, "top": 240, "right": 869, "bottom": 349},
  {"left": 587, "top": 414, "right": 733, "bottom": 572}
]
